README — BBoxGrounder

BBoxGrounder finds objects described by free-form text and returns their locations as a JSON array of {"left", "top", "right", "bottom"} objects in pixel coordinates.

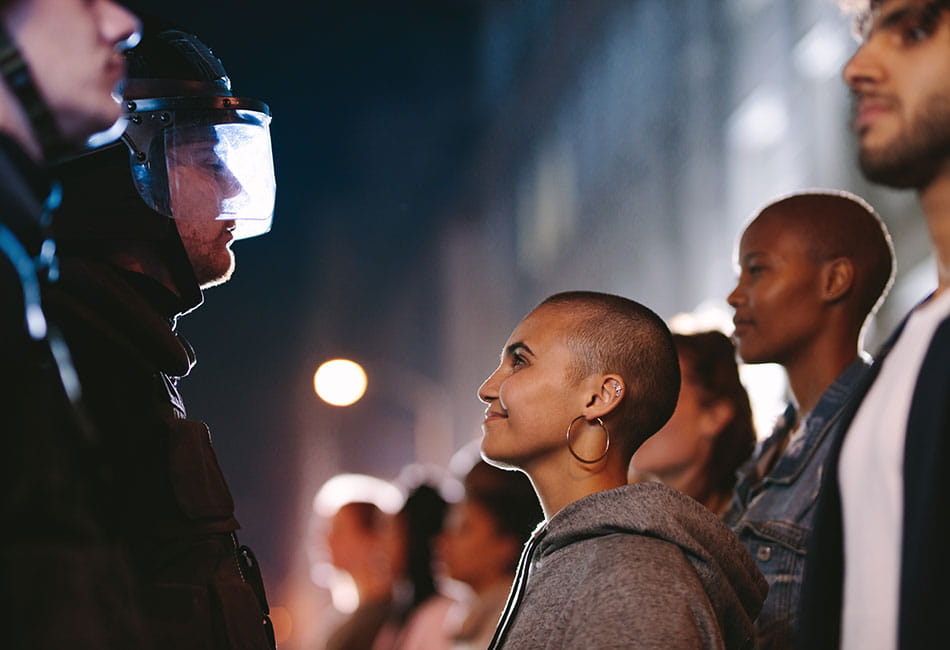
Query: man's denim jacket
[{"left": 723, "top": 358, "right": 869, "bottom": 650}]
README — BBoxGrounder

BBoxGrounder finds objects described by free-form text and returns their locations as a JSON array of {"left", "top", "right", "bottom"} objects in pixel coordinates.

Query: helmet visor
[{"left": 125, "top": 98, "right": 275, "bottom": 240}]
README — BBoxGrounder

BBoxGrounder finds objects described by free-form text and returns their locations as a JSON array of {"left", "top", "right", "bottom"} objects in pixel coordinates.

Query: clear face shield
[{"left": 121, "top": 96, "right": 275, "bottom": 240}]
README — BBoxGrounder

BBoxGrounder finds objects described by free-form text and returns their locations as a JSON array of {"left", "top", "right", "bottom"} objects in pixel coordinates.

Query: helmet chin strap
[{"left": 0, "top": 22, "right": 69, "bottom": 163}]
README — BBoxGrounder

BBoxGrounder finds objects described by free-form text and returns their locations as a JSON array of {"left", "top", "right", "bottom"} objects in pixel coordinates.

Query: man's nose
[
  {"left": 100, "top": 1, "right": 142, "bottom": 53},
  {"left": 843, "top": 40, "right": 884, "bottom": 92}
]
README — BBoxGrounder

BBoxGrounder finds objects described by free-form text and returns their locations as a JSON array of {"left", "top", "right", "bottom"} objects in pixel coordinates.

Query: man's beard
[
  {"left": 193, "top": 248, "right": 235, "bottom": 289},
  {"left": 182, "top": 237, "right": 235, "bottom": 289},
  {"left": 857, "top": 92, "right": 950, "bottom": 189}
]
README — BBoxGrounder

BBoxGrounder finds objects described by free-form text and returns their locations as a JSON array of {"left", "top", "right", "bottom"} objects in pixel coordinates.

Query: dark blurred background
[{"left": 121, "top": 1, "right": 932, "bottom": 646}]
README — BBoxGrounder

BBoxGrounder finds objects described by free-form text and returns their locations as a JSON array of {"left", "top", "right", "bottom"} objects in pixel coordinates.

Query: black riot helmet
[
  {"left": 52, "top": 20, "right": 275, "bottom": 313},
  {"left": 120, "top": 27, "right": 275, "bottom": 241}
]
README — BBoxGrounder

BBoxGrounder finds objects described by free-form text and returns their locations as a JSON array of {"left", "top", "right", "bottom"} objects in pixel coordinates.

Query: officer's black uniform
[
  {"left": 0, "top": 131, "right": 145, "bottom": 649},
  {"left": 42, "top": 22, "right": 276, "bottom": 650}
]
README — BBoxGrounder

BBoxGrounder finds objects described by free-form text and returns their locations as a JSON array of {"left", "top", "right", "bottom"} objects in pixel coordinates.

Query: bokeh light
[{"left": 313, "top": 359, "right": 367, "bottom": 406}]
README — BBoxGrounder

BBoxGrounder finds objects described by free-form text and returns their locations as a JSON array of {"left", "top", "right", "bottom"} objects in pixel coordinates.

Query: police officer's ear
[{"left": 821, "top": 257, "right": 854, "bottom": 303}]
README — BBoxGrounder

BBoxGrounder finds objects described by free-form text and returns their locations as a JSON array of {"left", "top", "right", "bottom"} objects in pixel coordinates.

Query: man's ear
[
  {"left": 822, "top": 258, "right": 854, "bottom": 303},
  {"left": 583, "top": 374, "right": 625, "bottom": 419}
]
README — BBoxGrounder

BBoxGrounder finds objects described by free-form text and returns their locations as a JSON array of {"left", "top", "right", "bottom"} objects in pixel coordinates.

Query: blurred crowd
[{"left": 310, "top": 457, "right": 542, "bottom": 650}]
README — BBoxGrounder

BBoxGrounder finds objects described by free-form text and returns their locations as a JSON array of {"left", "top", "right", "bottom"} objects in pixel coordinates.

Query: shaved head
[
  {"left": 752, "top": 191, "right": 895, "bottom": 324},
  {"left": 538, "top": 291, "right": 680, "bottom": 453}
]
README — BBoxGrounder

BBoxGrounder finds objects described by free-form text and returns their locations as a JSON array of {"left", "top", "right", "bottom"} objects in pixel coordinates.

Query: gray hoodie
[{"left": 488, "top": 482, "right": 767, "bottom": 649}]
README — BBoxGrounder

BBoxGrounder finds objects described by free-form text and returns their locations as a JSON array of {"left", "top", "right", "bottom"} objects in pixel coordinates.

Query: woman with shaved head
[{"left": 477, "top": 291, "right": 766, "bottom": 649}]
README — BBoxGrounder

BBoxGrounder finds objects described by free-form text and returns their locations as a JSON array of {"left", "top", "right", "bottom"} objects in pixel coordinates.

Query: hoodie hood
[{"left": 536, "top": 482, "right": 766, "bottom": 648}]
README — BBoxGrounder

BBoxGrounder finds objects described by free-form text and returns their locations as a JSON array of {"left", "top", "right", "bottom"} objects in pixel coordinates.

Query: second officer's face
[{"left": 5, "top": 0, "right": 141, "bottom": 148}]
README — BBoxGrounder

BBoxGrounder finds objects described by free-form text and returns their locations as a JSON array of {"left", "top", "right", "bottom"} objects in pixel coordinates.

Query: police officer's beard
[
  {"left": 858, "top": 92, "right": 950, "bottom": 190},
  {"left": 191, "top": 244, "right": 235, "bottom": 289},
  {"left": 179, "top": 224, "right": 236, "bottom": 289}
]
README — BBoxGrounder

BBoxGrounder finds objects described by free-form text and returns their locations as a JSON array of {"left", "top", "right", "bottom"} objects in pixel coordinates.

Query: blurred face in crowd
[
  {"left": 844, "top": 0, "right": 950, "bottom": 188},
  {"left": 326, "top": 505, "right": 368, "bottom": 574},
  {"left": 438, "top": 500, "right": 517, "bottom": 593},
  {"left": 478, "top": 304, "right": 589, "bottom": 472},
  {"left": 2, "top": 0, "right": 139, "bottom": 145},
  {"left": 728, "top": 211, "right": 826, "bottom": 367},
  {"left": 631, "top": 354, "right": 714, "bottom": 481},
  {"left": 325, "top": 503, "right": 391, "bottom": 577}
]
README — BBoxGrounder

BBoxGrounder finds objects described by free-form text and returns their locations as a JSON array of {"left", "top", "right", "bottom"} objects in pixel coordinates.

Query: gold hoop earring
[{"left": 566, "top": 415, "right": 610, "bottom": 464}]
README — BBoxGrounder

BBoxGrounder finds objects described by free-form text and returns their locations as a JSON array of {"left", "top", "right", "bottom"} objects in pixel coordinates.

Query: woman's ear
[
  {"left": 583, "top": 374, "right": 625, "bottom": 419},
  {"left": 821, "top": 257, "right": 854, "bottom": 303}
]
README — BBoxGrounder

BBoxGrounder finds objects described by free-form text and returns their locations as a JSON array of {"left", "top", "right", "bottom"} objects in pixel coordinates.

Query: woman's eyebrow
[{"left": 505, "top": 342, "right": 534, "bottom": 358}]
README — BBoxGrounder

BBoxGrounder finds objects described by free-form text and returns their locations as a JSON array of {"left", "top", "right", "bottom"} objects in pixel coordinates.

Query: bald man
[{"left": 723, "top": 191, "right": 894, "bottom": 650}]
